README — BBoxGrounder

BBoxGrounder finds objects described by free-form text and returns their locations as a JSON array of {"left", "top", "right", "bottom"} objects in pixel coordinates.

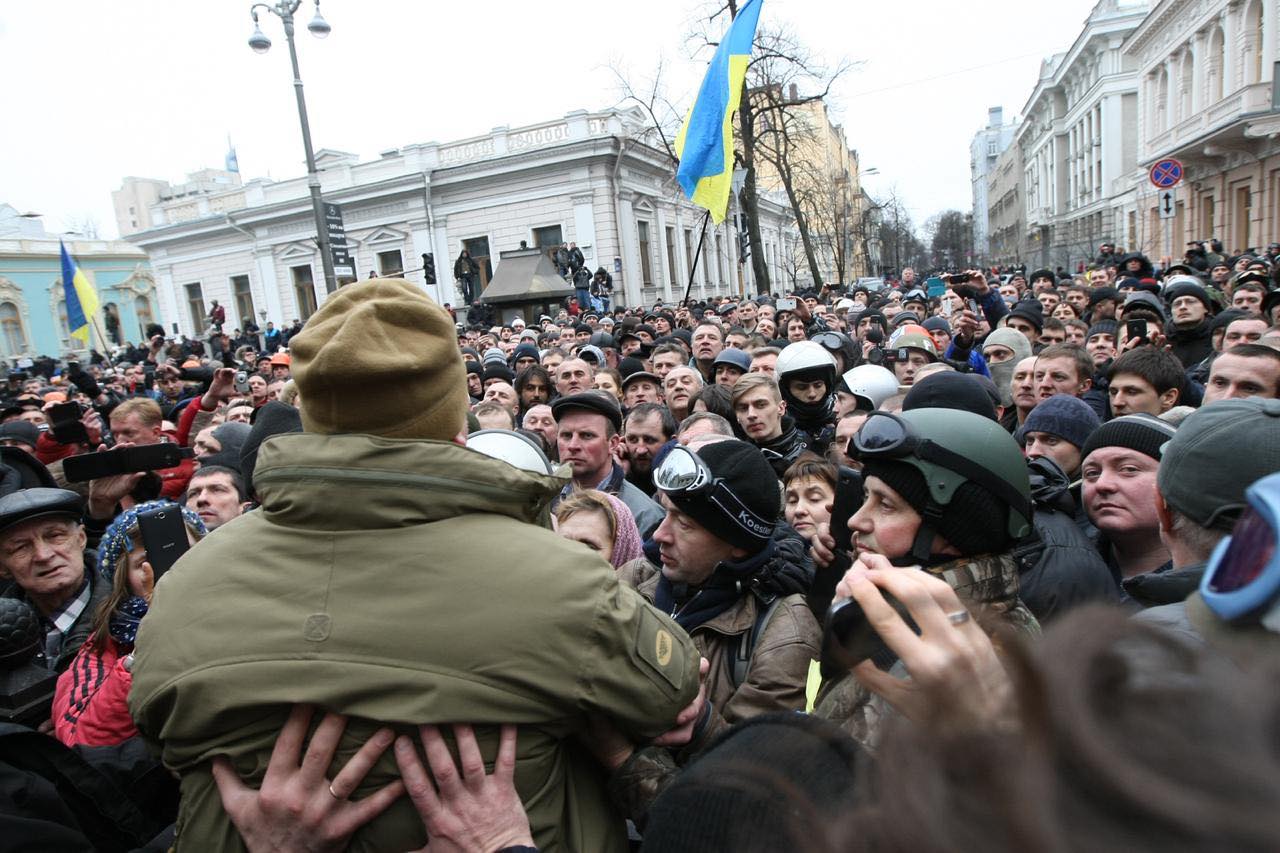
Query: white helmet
[
  {"left": 842, "top": 364, "right": 899, "bottom": 410},
  {"left": 775, "top": 340, "right": 837, "bottom": 376},
  {"left": 466, "top": 429, "right": 553, "bottom": 475}
]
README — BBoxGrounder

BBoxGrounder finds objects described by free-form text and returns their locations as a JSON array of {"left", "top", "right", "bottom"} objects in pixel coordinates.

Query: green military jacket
[{"left": 129, "top": 433, "right": 699, "bottom": 852}]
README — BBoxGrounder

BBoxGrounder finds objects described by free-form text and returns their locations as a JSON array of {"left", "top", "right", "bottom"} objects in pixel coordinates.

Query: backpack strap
[{"left": 731, "top": 594, "right": 782, "bottom": 688}]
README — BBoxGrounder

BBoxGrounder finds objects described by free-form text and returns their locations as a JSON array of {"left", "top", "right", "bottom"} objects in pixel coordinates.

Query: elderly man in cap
[
  {"left": 552, "top": 391, "right": 664, "bottom": 536},
  {"left": 130, "top": 279, "right": 701, "bottom": 852},
  {"left": 0, "top": 487, "right": 107, "bottom": 673}
]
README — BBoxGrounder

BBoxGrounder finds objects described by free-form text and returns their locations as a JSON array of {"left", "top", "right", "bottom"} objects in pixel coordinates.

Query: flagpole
[
  {"left": 89, "top": 316, "right": 117, "bottom": 370},
  {"left": 682, "top": 210, "right": 713, "bottom": 306}
]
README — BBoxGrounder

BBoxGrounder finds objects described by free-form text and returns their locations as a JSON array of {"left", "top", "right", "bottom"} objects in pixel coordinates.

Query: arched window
[
  {"left": 1207, "top": 26, "right": 1225, "bottom": 103},
  {"left": 0, "top": 302, "right": 27, "bottom": 358},
  {"left": 135, "top": 294, "right": 153, "bottom": 340},
  {"left": 1243, "top": 0, "right": 1264, "bottom": 85}
]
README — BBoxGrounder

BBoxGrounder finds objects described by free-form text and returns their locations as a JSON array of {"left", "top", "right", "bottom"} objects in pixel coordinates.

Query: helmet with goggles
[{"left": 850, "top": 408, "right": 1032, "bottom": 564}]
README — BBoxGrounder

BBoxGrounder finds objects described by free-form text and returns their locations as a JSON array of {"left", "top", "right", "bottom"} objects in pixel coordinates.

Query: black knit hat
[
  {"left": 661, "top": 440, "right": 780, "bottom": 553},
  {"left": 1088, "top": 286, "right": 1122, "bottom": 307},
  {"left": 241, "top": 401, "right": 303, "bottom": 496},
  {"left": 1087, "top": 319, "right": 1118, "bottom": 340},
  {"left": 642, "top": 713, "right": 865, "bottom": 852},
  {"left": 481, "top": 365, "right": 515, "bottom": 385},
  {"left": 1007, "top": 300, "right": 1044, "bottom": 332},
  {"left": 902, "top": 373, "right": 997, "bottom": 421},
  {"left": 1079, "top": 413, "right": 1177, "bottom": 464},
  {"left": 862, "top": 458, "right": 1010, "bottom": 556}
]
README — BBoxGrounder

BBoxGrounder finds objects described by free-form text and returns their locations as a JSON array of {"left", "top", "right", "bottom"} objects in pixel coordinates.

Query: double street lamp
[{"left": 247, "top": 0, "right": 338, "bottom": 294}]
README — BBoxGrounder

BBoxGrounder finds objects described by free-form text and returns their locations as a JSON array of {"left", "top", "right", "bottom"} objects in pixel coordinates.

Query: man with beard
[{"left": 620, "top": 403, "right": 676, "bottom": 496}]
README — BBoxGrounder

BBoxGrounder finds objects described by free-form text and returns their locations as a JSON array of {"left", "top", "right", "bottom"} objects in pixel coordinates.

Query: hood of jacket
[
  {"left": 1117, "top": 252, "right": 1154, "bottom": 278},
  {"left": 252, "top": 432, "right": 568, "bottom": 530}
]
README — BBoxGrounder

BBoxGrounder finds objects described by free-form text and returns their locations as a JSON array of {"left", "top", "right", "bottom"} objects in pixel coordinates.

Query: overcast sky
[{"left": 1, "top": 0, "right": 1099, "bottom": 241}]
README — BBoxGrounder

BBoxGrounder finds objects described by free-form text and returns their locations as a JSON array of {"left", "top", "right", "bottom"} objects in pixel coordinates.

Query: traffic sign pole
[{"left": 1149, "top": 158, "right": 1183, "bottom": 267}]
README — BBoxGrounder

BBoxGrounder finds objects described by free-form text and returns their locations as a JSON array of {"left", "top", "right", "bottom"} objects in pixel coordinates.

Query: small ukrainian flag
[
  {"left": 674, "top": 0, "right": 764, "bottom": 223},
  {"left": 59, "top": 240, "right": 99, "bottom": 345}
]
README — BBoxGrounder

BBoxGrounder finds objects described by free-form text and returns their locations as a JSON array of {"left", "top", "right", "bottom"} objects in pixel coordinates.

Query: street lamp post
[{"left": 248, "top": 0, "right": 337, "bottom": 294}]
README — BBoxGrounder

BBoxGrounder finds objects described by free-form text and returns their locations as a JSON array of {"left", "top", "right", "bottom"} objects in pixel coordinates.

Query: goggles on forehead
[
  {"left": 1201, "top": 474, "right": 1280, "bottom": 629},
  {"left": 653, "top": 446, "right": 775, "bottom": 544}
]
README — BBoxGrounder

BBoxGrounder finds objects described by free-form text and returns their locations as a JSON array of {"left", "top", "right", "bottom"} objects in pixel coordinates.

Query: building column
[
  {"left": 617, "top": 194, "right": 642, "bottom": 307},
  {"left": 153, "top": 265, "right": 182, "bottom": 336},
  {"left": 431, "top": 218, "right": 451, "bottom": 306},
  {"left": 655, "top": 208, "right": 673, "bottom": 303},
  {"left": 673, "top": 209, "right": 689, "bottom": 299},
  {"left": 406, "top": 218, "right": 441, "bottom": 304},
  {"left": 254, "top": 249, "right": 285, "bottom": 327},
  {"left": 572, "top": 194, "right": 599, "bottom": 277}
]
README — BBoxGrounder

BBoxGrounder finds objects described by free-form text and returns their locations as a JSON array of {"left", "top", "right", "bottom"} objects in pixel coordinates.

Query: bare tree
[
  {"left": 61, "top": 212, "right": 101, "bottom": 239},
  {"left": 924, "top": 210, "right": 974, "bottom": 270},
  {"left": 608, "top": 58, "right": 684, "bottom": 168},
  {"left": 747, "top": 26, "right": 854, "bottom": 292},
  {"left": 875, "top": 190, "right": 926, "bottom": 273}
]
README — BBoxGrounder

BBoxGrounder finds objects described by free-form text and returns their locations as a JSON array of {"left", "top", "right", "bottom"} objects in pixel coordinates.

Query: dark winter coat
[
  {"left": 1166, "top": 319, "right": 1214, "bottom": 368},
  {"left": 1015, "top": 458, "right": 1120, "bottom": 621}
]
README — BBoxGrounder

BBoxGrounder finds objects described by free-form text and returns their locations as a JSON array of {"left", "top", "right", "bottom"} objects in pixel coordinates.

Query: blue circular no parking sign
[{"left": 1149, "top": 159, "right": 1184, "bottom": 188}]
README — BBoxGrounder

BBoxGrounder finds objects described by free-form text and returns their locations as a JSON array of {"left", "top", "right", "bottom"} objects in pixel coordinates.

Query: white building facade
[
  {"left": 970, "top": 107, "right": 1018, "bottom": 260},
  {"left": 1018, "top": 0, "right": 1149, "bottom": 270},
  {"left": 1127, "top": 0, "right": 1279, "bottom": 257},
  {"left": 125, "top": 108, "right": 797, "bottom": 336}
]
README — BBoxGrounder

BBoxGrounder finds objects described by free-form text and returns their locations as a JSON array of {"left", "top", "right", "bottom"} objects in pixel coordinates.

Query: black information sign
[{"left": 324, "top": 202, "right": 354, "bottom": 278}]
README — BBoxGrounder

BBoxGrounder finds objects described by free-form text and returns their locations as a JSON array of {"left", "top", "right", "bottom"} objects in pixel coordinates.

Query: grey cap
[
  {"left": 0, "top": 487, "right": 83, "bottom": 535},
  {"left": 1157, "top": 398, "right": 1280, "bottom": 530}
]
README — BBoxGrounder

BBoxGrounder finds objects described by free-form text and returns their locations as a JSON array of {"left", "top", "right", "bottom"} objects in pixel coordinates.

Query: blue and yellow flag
[
  {"left": 674, "top": 0, "right": 764, "bottom": 223},
  {"left": 59, "top": 241, "right": 99, "bottom": 344}
]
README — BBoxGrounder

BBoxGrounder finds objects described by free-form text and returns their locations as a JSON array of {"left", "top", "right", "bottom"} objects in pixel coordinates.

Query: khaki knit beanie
[{"left": 290, "top": 278, "right": 467, "bottom": 441}]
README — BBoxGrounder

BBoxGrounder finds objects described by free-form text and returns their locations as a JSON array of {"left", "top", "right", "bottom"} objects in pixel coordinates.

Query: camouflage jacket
[{"left": 813, "top": 551, "right": 1041, "bottom": 750}]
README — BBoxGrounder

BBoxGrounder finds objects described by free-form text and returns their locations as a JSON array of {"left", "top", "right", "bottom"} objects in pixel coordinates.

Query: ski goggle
[
  {"left": 850, "top": 412, "right": 1033, "bottom": 527},
  {"left": 653, "top": 445, "right": 775, "bottom": 544},
  {"left": 1200, "top": 473, "right": 1280, "bottom": 626},
  {"left": 809, "top": 332, "right": 846, "bottom": 352}
]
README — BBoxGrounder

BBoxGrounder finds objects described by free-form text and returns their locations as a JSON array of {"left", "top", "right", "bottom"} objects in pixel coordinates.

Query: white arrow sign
[{"left": 1158, "top": 189, "right": 1177, "bottom": 220}]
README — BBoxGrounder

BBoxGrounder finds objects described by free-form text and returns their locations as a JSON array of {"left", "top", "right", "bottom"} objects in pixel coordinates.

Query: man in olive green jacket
[{"left": 129, "top": 279, "right": 700, "bottom": 852}]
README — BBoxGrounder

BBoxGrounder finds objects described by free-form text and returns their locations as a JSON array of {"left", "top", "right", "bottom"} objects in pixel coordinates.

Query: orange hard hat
[{"left": 269, "top": 352, "right": 291, "bottom": 366}]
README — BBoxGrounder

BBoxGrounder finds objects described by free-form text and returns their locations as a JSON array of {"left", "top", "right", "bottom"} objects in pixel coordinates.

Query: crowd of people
[{"left": 0, "top": 243, "right": 1277, "bottom": 851}]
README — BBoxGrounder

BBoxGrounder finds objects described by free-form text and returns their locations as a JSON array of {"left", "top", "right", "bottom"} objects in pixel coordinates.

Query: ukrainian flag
[
  {"left": 674, "top": 0, "right": 764, "bottom": 223},
  {"left": 59, "top": 241, "right": 99, "bottom": 345}
]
